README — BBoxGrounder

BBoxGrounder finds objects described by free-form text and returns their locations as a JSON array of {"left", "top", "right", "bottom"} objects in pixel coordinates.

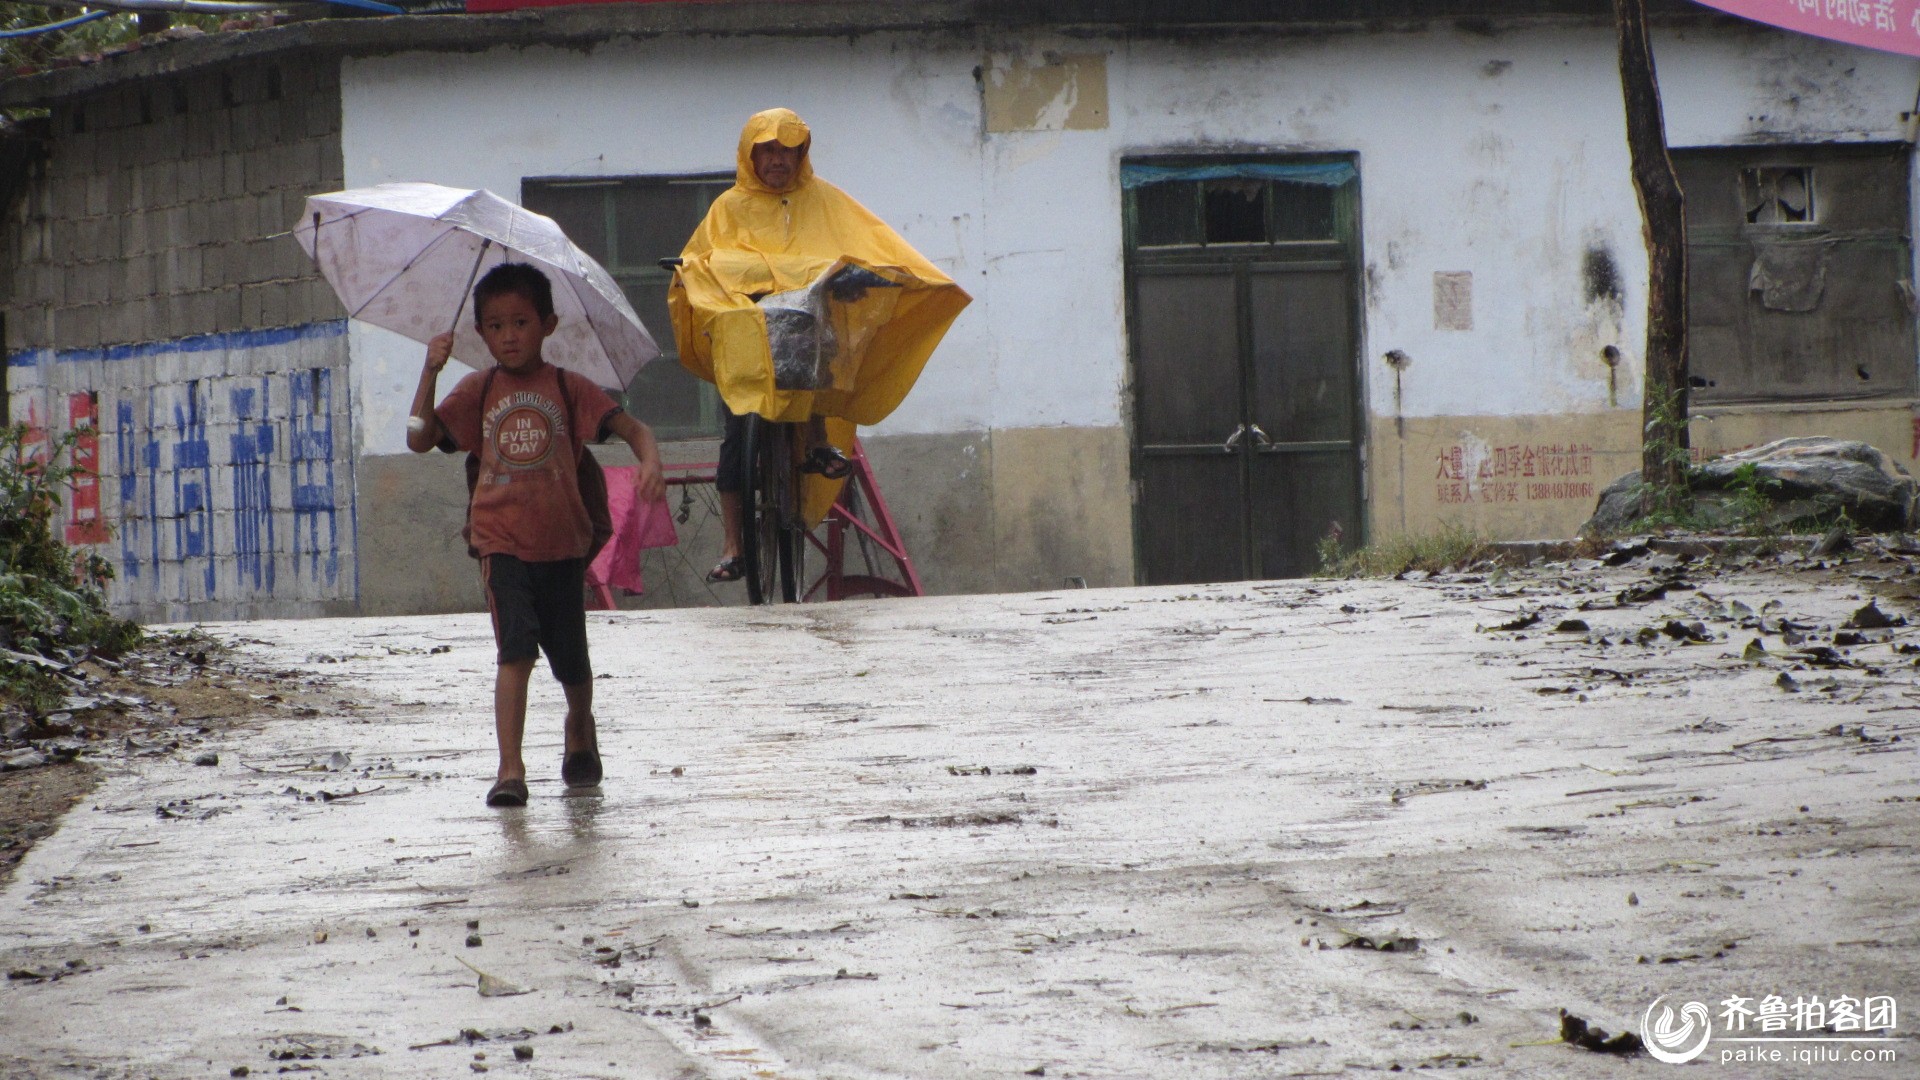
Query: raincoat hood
[{"left": 735, "top": 108, "right": 815, "bottom": 195}]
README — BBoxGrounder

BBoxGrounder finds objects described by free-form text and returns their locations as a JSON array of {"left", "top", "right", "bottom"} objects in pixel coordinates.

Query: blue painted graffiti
[
  {"left": 143, "top": 394, "right": 161, "bottom": 582},
  {"left": 229, "top": 380, "right": 276, "bottom": 593},
  {"left": 16, "top": 322, "right": 355, "bottom": 610},
  {"left": 171, "top": 380, "right": 216, "bottom": 598},
  {"left": 289, "top": 368, "right": 338, "bottom": 587},
  {"left": 114, "top": 399, "right": 141, "bottom": 581}
]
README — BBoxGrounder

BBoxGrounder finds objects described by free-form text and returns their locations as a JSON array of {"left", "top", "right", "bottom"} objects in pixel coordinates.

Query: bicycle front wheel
[{"left": 740, "top": 415, "right": 801, "bottom": 605}]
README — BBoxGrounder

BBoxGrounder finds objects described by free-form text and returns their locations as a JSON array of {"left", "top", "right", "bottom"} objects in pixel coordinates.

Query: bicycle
[
  {"left": 659, "top": 257, "right": 822, "bottom": 606},
  {"left": 737, "top": 411, "right": 806, "bottom": 605}
]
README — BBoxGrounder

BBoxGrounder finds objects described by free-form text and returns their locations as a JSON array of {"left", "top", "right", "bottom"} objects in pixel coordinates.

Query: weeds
[
  {"left": 0, "top": 423, "right": 140, "bottom": 711},
  {"left": 1317, "top": 524, "right": 1494, "bottom": 579},
  {"left": 1639, "top": 384, "right": 1693, "bottom": 518},
  {"left": 1613, "top": 459, "right": 1820, "bottom": 540},
  {"left": 1723, "top": 462, "right": 1781, "bottom": 527}
]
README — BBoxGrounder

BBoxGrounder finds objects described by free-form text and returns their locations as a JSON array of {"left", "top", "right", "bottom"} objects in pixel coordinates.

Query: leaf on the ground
[
  {"left": 1618, "top": 581, "right": 1675, "bottom": 605},
  {"left": 1793, "top": 646, "right": 1855, "bottom": 669},
  {"left": 1389, "top": 779, "right": 1487, "bottom": 802},
  {"left": 1661, "top": 621, "right": 1711, "bottom": 643},
  {"left": 1843, "top": 601, "right": 1905, "bottom": 630},
  {"left": 1742, "top": 639, "right": 1768, "bottom": 661},
  {"left": 1, "top": 648, "right": 70, "bottom": 672},
  {"left": 1602, "top": 543, "right": 1649, "bottom": 566},
  {"left": 2, "top": 750, "right": 49, "bottom": 771},
  {"left": 1482, "top": 611, "right": 1540, "bottom": 633},
  {"left": 1776, "top": 672, "right": 1800, "bottom": 693},
  {"left": 1339, "top": 932, "right": 1420, "bottom": 952},
  {"left": 1553, "top": 619, "right": 1589, "bottom": 633},
  {"left": 456, "top": 956, "right": 532, "bottom": 997},
  {"left": 1560, "top": 1010, "right": 1644, "bottom": 1055},
  {"left": 1809, "top": 526, "right": 1852, "bottom": 559}
]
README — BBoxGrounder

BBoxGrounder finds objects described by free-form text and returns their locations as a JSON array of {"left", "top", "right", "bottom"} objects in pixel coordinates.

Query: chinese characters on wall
[{"left": 1435, "top": 442, "right": 1595, "bottom": 505}]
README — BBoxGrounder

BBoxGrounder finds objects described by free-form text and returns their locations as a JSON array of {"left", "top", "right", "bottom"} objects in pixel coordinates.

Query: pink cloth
[
  {"left": 1691, "top": 2, "right": 1920, "bottom": 60},
  {"left": 587, "top": 465, "right": 678, "bottom": 604}
]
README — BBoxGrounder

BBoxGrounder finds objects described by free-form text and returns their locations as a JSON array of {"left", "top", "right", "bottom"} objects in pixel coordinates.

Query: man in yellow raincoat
[{"left": 670, "top": 108, "right": 969, "bottom": 583}]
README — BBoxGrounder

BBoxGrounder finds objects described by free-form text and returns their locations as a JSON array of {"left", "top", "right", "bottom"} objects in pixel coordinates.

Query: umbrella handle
[{"left": 448, "top": 238, "right": 495, "bottom": 336}]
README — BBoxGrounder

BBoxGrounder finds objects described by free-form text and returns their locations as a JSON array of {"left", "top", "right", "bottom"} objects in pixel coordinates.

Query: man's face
[{"left": 751, "top": 140, "right": 803, "bottom": 191}]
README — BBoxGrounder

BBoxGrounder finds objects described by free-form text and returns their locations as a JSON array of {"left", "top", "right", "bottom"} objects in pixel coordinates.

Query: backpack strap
[
  {"left": 464, "top": 366, "right": 500, "bottom": 493},
  {"left": 554, "top": 367, "right": 584, "bottom": 460},
  {"left": 553, "top": 367, "right": 616, "bottom": 563}
]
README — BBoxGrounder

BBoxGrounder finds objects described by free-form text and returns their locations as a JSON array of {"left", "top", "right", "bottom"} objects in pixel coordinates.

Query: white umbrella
[{"left": 293, "top": 182, "right": 658, "bottom": 390}]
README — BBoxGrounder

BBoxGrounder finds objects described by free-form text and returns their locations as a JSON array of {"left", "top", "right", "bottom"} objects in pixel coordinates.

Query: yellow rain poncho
[{"left": 669, "top": 109, "right": 971, "bottom": 428}]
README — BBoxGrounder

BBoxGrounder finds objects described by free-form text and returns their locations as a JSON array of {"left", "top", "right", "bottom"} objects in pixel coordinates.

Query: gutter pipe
[
  {"left": 0, "top": 10, "right": 113, "bottom": 37},
  {"left": 32, "top": 0, "right": 406, "bottom": 15}
]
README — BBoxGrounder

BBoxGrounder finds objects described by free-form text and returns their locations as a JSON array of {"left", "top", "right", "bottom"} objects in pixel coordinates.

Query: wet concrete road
[{"left": 2, "top": 570, "right": 1916, "bottom": 1078}]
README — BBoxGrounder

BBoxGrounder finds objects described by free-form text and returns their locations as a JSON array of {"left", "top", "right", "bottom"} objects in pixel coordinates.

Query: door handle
[
  {"left": 1249, "top": 424, "right": 1273, "bottom": 447},
  {"left": 1221, "top": 423, "right": 1247, "bottom": 452}
]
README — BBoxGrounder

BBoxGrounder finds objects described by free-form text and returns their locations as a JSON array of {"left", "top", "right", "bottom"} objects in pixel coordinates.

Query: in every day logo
[{"left": 485, "top": 391, "right": 565, "bottom": 469}]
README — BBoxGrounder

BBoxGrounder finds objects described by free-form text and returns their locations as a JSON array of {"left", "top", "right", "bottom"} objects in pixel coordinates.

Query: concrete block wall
[
  {"left": 4, "top": 57, "right": 344, "bottom": 353},
  {"left": 2, "top": 56, "right": 358, "bottom": 622}
]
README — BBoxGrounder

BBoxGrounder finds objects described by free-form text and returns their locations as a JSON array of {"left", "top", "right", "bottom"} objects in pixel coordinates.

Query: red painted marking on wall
[
  {"left": 64, "top": 392, "right": 108, "bottom": 546},
  {"left": 1434, "top": 442, "right": 1596, "bottom": 503},
  {"left": 19, "top": 397, "right": 49, "bottom": 467}
]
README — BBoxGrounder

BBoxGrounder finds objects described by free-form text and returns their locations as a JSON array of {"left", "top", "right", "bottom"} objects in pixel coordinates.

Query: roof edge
[{"left": 0, "top": 0, "right": 1719, "bottom": 108}]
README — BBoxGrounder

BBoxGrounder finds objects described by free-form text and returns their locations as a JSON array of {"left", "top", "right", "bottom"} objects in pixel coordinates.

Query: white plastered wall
[{"left": 339, "top": 21, "right": 1920, "bottom": 444}]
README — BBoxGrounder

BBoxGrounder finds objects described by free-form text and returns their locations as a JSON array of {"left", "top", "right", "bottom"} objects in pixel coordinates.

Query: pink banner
[{"left": 1692, "top": 0, "right": 1920, "bottom": 58}]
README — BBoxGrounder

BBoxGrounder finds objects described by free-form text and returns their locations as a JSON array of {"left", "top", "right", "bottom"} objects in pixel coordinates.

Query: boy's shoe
[
  {"left": 562, "top": 744, "right": 603, "bottom": 789},
  {"left": 485, "top": 777, "right": 529, "bottom": 807}
]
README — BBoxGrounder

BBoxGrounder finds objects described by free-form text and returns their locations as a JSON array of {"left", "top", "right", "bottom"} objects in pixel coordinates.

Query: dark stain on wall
[{"left": 1582, "top": 244, "right": 1624, "bottom": 320}]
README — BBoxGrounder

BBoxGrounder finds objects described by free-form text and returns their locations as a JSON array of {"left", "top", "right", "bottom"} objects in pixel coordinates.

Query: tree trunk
[{"left": 1613, "top": 0, "right": 1689, "bottom": 510}]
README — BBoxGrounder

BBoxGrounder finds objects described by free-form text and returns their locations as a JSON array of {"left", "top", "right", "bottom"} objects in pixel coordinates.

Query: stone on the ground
[{"left": 1582, "top": 436, "right": 1920, "bottom": 536}]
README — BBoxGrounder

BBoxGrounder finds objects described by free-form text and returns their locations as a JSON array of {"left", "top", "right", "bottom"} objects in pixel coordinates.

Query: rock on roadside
[{"left": 1583, "top": 436, "right": 1920, "bottom": 536}]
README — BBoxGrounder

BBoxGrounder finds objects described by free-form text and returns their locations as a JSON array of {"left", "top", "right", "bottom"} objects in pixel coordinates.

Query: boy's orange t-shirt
[{"left": 436, "top": 362, "right": 620, "bottom": 563}]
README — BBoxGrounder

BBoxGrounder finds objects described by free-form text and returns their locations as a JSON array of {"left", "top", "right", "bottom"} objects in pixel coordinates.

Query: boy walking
[{"left": 407, "top": 263, "right": 665, "bottom": 807}]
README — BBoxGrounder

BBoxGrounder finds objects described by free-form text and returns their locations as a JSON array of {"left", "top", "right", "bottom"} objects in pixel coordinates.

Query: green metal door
[{"left": 1124, "top": 160, "right": 1364, "bottom": 584}]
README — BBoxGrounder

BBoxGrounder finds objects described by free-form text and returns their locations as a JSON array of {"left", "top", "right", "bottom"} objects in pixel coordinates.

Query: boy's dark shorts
[{"left": 481, "top": 554, "right": 592, "bottom": 685}]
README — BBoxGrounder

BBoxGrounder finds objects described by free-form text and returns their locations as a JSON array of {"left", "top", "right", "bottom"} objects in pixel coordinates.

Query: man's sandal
[
  {"left": 801, "top": 446, "right": 853, "bottom": 481},
  {"left": 706, "top": 556, "right": 745, "bottom": 583},
  {"left": 485, "top": 777, "right": 529, "bottom": 807}
]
